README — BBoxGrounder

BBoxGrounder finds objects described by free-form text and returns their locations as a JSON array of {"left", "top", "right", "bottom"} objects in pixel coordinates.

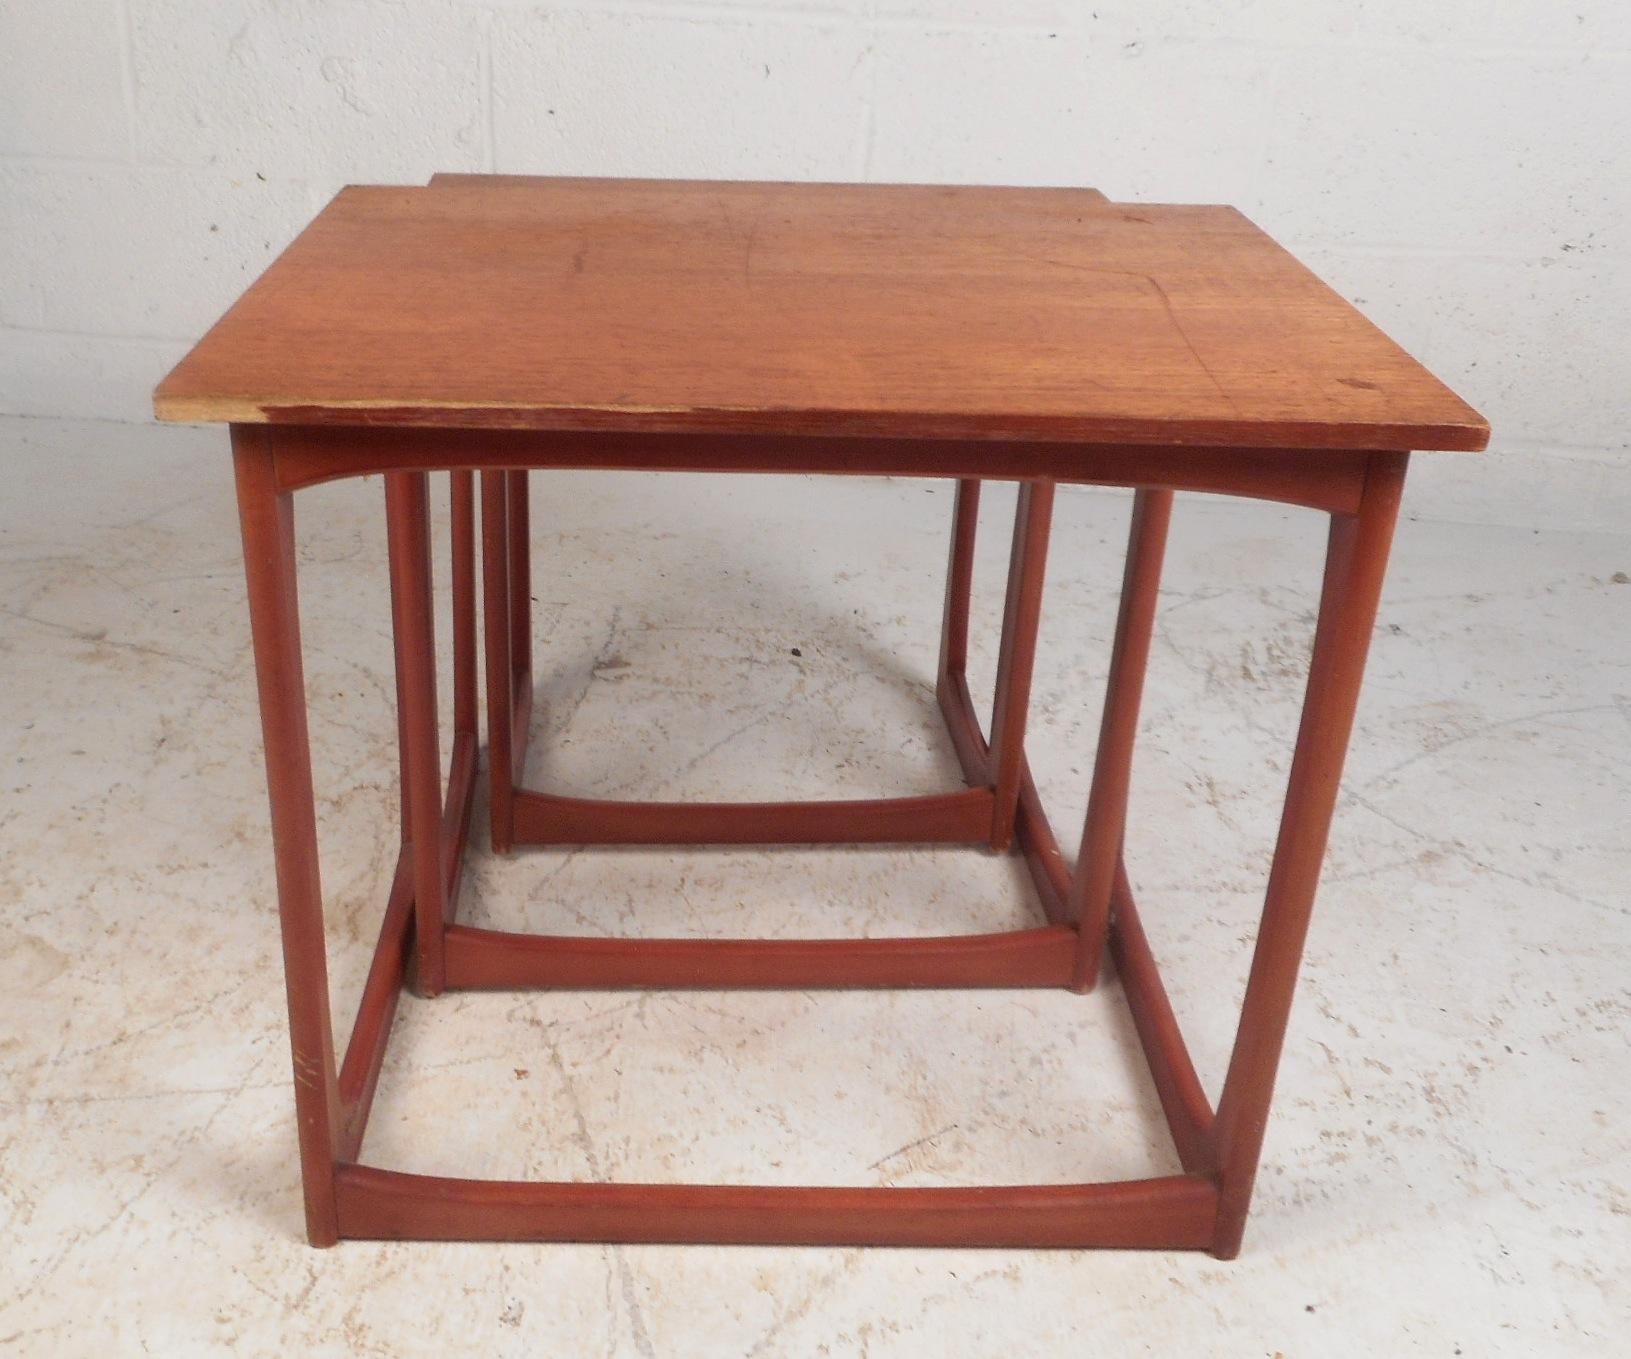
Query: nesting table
[{"left": 155, "top": 176, "right": 1487, "bottom": 1256}]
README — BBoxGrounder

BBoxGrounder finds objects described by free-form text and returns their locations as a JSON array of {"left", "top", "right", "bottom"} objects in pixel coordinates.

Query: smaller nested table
[{"left": 155, "top": 177, "right": 1486, "bottom": 1257}]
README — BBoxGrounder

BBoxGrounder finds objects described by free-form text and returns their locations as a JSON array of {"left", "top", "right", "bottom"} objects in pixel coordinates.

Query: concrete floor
[{"left": 1, "top": 415, "right": 1626, "bottom": 1355}]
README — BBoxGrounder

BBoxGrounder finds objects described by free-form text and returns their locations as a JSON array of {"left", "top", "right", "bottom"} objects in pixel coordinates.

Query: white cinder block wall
[{"left": 2, "top": 1, "right": 1627, "bottom": 529}]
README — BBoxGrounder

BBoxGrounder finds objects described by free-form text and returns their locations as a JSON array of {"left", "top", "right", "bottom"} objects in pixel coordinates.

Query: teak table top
[{"left": 154, "top": 178, "right": 1488, "bottom": 453}]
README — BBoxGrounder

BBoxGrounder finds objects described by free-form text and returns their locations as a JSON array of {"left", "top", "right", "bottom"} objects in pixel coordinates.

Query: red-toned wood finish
[
  {"left": 510, "top": 786, "right": 995, "bottom": 846},
  {"left": 1210, "top": 454, "right": 1408, "bottom": 1257},
  {"left": 1070, "top": 488, "right": 1174, "bottom": 989},
  {"left": 384, "top": 472, "right": 448, "bottom": 994},
  {"left": 987, "top": 482, "right": 1054, "bottom": 850},
  {"left": 443, "top": 923, "right": 1077, "bottom": 992},
  {"left": 157, "top": 182, "right": 1487, "bottom": 453},
  {"left": 334, "top": 1164, "right": 1218, "bottom": 1249},
  {"left": 478, "top": 471, "right": 517, "bottom": 853},
  {"left": 185, "top": 178, "right": 1480, "bottom": 1257},
  {"left": 232, "top": 427, "right": 341, "bottom": 1246}
]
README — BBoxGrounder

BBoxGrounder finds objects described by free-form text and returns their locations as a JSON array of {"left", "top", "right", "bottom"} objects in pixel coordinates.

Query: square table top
[{"left": 154, "top": 177, "right": 1488, "bottom": 453}]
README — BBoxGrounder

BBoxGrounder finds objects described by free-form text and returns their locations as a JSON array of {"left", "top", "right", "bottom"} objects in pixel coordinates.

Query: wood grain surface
[{"left": 156, "top": 178, "right": 1487, "bottom": 452}]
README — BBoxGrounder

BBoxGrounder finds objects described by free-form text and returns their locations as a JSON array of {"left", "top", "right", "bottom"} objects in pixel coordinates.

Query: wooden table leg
[
  {"left": 987, "top": 481, "right": 1055, "bottom": 852},
  {"left": 450, "top": 471, "right": 478, "bottom": 751},
  {"left": 480, "top": 470, "right": 516, "bottom": 853},
  {"left": 385, "top": 471, "right": 448, "bottom": 996},
  {"left": 232, "top": 426, "right": 341, "bottom": 1246},
  {"left": 506, "top": 469, "right": 533, "bottom": 761},
  {"left": 1070, "top": 489, "right": 1174, "bottom": 989},
  {"left": 1210, "top": 452, "right": 1407, "bottom": 1256},
  {"left": 936, "top": 479, "right": 982, "bottom": 711},
  {"left": 447, "top": 470, "right": 479, "bottom": 924}
]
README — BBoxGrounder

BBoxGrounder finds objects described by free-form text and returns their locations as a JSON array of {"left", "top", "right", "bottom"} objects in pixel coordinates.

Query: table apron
[{"left": 259, "top": 423, "right": 1379, "bottom": 515}]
